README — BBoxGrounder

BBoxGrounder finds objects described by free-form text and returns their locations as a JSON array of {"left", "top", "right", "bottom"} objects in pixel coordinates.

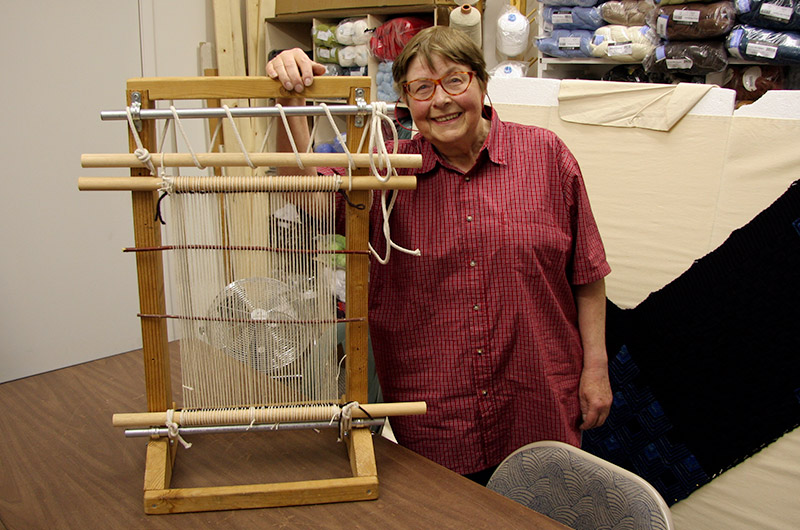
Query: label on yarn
[
  {"left": 608, "top": 41, "right": 633, "bottom": 56},
  {"left": 760, "top": 2, "right": 793, "bottom": 21},
  {"left": 666, "top": 57, "right": 694, "bottom": 69},
  {"left": 657, "top": 14, "right": 669, "bottom": 37},
  {"left": 743, "top": 66, "right": 763, "bottom": 91},
  {"left": 746, "top": 41, "right": 778, "bottom": 59},
  {"left": 552, "top": 11, "right": 574, "bottom": 24},
  {"left": 558, "top": 36, "right": 582, "bottom": 49},
  {"left": 673, "top": 9, "right": 701, "bottom": 24}
]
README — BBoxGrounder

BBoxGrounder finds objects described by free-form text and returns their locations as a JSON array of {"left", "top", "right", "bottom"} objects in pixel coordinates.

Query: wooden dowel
[
  {"left": 81, "top": 152, "right": 422, "bottom": 169},
  {"left": 112, "top": 401, "right": 427, "bottom": 428},
  {"left": 78, "top": 175, "right": 418, "bottom": 192}
]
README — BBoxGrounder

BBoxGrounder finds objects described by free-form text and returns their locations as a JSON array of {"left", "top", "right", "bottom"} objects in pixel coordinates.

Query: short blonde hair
[{"left": 392, "top": 26, "right": 488, "bottom": 100}]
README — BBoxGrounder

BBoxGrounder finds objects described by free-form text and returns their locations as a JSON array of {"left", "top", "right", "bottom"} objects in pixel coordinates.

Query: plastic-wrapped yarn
[
  {"left": 337, "top": 45, "right": 368, "bottom": 67},
  {"left": 655, "top": 0, "right": 720, "bottom": 5},
  {"left": 497, "top": 6, "right": 531, "bottom": 56},
  {"left": 370, "top": 17, "right": 432, "bottom": 62},
  {"left": 727, "top": 23, "right": 800, "bottom": 63},
  {"left": 590, "top": 25, "right": 659, "bottom": 61},
  {"left": 312, "top": 24, "right": 338, "bottom": 47},
  {"left": 736, "top": 0, "right": 800, "bottom": 32},
  {"left": 600, "top": 0, "right": 656, "bottom": 26},
  {"left": 541, "top": 0, "right": 599, "bottom": 7},
  {"left": 376, "top": 61, "right": 399, "bottom": 101},
  {"left": 335, "top": 19, "right": 367, "bottom": 45},
  {"left": 537, "top": 29, "right": 594, "bottom": 57},
  {"left": 315, "top": 45, "right": 341, "bottom": 64},
  {"left": 651, "top": 1, "right": 736, "bottom": 40},
  {"left": 352, "top": 19, "right": 371, "bottom": 45},
  {"left": 543, "top": 6, "right": 606, "bottom": 30},
  {"left": 450, "top": 5, "right": 483, "bottom": 47},
  {"left": 723, "top": 64, "right": 785, "bottom": 101},
  {"left": 643, "top": 41, "right": 729, "bottom": 74}
]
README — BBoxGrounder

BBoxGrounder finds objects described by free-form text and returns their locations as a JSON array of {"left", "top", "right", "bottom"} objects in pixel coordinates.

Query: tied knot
[{"left": 165, "top": 409, "right": 192, "bottom": 449}]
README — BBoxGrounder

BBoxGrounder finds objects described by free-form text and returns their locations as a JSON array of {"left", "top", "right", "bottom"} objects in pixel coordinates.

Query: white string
[
  {"left": 366, "top": 101, "right": 421, "bottom": 264},
  {"left": 257, "top": 116, "right": 275, "bottom": 153},
  {"left": 165, "top": 408, "right": 192, "bottom": 449},
  {"left": 338, "top": 401, "right": 359, "bottom": 442},
  {"left": 222, "top": 104, "right": 256, "bottom": 169},
  {"left": 125, "top": 107, "right": 156, "bottom": 175},
  {"left": 275, "top": 103, "right": 304, "bottom": 169},
  {"left": 169, "top": 105, "right": 205, "bottom": 169},
  {"left": 319, "top": 103, "right": 355, "bottom": 190}
]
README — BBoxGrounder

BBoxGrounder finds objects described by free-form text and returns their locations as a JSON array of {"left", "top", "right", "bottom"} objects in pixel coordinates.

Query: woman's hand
[{"left": 266, "top": 48, "right": 327, "bottom": 94}]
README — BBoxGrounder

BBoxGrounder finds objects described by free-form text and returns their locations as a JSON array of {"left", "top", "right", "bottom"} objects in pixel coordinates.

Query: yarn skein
[{"left": 450, "top": 5, "right": 482, "bottom": 47}]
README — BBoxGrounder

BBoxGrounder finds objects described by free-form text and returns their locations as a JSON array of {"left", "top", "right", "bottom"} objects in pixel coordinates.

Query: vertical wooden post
[
  {"left": 127, "top": 88, "right": 172, "bottom": 413},
  {"left": 344, "top": 83, "right": 371, "bottom": 405}
]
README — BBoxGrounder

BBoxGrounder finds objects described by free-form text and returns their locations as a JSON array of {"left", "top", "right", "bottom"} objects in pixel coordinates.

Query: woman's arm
[{"left": 574, "top": 277, "right": 613, "bottom": 430}]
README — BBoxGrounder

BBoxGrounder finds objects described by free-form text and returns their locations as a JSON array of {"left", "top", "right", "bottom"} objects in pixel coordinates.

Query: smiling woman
[{"left": 265, "top": 25, "right": 613, "bottom": 487}]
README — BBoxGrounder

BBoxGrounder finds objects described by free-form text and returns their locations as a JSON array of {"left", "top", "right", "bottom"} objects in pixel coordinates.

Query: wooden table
[{"left": 0, "top": 345, "right": 566, "bottom": 529}]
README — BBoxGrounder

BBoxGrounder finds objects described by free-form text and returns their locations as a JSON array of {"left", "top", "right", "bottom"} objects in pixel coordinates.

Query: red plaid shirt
[{"left": 338, "top": 109, "right": 610, "bottom": 474}]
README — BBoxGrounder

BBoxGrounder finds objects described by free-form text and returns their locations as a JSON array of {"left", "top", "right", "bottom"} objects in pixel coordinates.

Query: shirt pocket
[{"left": 502, "top": 208, "right": 571, "bottom": 276}]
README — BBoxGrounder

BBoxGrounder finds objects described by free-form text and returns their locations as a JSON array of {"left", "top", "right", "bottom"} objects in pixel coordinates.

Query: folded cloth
[
  {"left": 643, "top": 41, "right": 729, "bottom": 75},
  {"left": 558, "top": 80, "right": 712, "bottom": 131}
]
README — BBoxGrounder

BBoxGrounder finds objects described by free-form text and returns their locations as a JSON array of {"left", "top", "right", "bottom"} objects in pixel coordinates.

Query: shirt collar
[{"left": 415, "top": 106, "right": 508, "bottom": 176}]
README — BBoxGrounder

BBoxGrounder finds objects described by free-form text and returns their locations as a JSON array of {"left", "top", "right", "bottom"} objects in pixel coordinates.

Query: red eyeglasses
[{"left": 401, "top": 71, "right": 475, "bottom": 101}]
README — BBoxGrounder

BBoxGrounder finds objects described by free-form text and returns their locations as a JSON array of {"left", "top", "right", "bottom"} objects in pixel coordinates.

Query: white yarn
[
  {"left": 353, "top": 44, "right": 370, "bottom": 67},
  {"left": 352, "top": 19, "right": 371, "bottom": 45},
  {"left": 450, "top": 5, "right": 482, "bottom": 48},
  {"left": 125, "top": 107, "right": 156, "bottom": 175},
  {"left": 338, "top": 46, "right": 356, "bottom": 67},
  {"left": 335, "top": 20, "right": 356, "bottom": 45},
  {"left": 496, "top": 7, "right": 530, "bottom": 56}
]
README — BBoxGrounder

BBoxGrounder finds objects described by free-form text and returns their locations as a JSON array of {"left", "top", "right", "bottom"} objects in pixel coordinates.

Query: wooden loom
[{"left": 79, "top": 76, "right": 424, "bottom": 514}]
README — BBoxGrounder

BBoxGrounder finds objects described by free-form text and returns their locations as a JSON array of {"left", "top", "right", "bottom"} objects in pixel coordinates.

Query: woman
[{"left": 266, "top": 26, "right": 612, "bottom": 485}]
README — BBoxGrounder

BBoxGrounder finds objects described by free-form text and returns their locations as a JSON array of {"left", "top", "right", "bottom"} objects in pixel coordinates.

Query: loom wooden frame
[{"left": 108, "top": 76, "right": 407, "bottom": 514}]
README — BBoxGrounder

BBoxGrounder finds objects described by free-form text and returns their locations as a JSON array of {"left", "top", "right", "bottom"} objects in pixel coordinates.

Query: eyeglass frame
[{"left": 401, "top": 71, "right": 476, "bottom": 102}]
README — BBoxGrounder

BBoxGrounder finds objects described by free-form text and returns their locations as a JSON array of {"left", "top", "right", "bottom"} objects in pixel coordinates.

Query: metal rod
[
  {"left": 124, "top": 418, "right": 384, "bottom": 438},
  {"left": 100, "top": 103, "right": 398, "bottom": 121}
]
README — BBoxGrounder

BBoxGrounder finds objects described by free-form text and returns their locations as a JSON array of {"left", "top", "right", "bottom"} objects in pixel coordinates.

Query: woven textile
[{"left": 585, "top": 180, "right": 800, "bottom": 503}]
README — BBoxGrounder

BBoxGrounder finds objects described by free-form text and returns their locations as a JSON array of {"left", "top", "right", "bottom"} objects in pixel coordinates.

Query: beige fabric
[
  {"left": 670, "top": 428, "right": 800, "bottom": 530},
  {"left": 490, "top": 78, "right": 800, "bottom": 530},
  {"left": 558, "top": 80, "right": 712, "bottom": 131}
]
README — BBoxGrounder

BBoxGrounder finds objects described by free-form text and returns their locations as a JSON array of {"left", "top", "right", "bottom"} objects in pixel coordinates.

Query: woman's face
[{"left": 402, "top": 54, "right": 486, "bottom": 154}]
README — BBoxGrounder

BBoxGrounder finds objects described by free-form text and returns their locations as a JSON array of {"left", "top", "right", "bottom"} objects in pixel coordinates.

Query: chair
[{"left": 486, "top": 440, "right": 674, "bottom": 530}]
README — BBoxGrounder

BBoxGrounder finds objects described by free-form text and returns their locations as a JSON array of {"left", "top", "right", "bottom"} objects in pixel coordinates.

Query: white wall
[{"left": 0, "top": 1, "right": 213, "bottom": 383}]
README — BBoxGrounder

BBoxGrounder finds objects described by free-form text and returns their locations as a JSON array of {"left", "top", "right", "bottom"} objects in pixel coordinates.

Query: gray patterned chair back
[{"left": 487, "top": 440, "right": 674, "bottom": 530}]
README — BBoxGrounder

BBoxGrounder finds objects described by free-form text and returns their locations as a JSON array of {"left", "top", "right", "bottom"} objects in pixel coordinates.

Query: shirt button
[
  {"left": 477, "top": 348, "right": 484, "bottom": 355},
  {"left": 473, "top": 304, "right": 479, "bottom": 311},
  {"left": 469, "top": 260, "right": 477, "bottom": 267},
  {"left": 481, "top": 390, "right": 488, "bottom": 396},
  {"left": 466, "top": 215, "right": 473, "bottom": 222},
  {"left": 465, "top": 176, "right": 471, "bottom": 182}
]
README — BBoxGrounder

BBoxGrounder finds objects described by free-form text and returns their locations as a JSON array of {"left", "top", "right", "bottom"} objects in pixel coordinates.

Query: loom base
[{"left": 142, "top": 430, "right": 379, "bottom": 514}]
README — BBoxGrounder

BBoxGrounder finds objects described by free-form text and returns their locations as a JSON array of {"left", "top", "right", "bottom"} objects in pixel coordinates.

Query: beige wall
[{"left": 0, "top": 1, "right": 213, "bottom": 382}]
